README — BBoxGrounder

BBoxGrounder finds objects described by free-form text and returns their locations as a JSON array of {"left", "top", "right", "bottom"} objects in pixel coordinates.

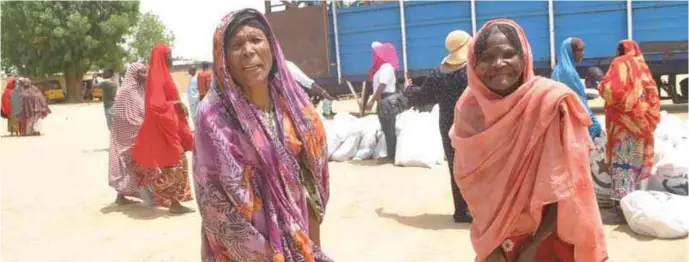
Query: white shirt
[
  {"left": 373, "top": 63, "right": 396, "bottom": 93},
  {"left": 285, "top": 60, "right": 315, "bottom": 89}
]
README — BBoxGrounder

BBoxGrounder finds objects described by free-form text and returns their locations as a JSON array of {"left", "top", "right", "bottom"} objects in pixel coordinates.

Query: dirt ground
[{"left": 1, "top": 99, "right": 687, "bottom": 262}]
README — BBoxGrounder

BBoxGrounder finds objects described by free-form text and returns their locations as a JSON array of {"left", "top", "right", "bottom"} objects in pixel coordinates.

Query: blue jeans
[{"left": 104, "top": 106, "right": 113, "bottom": 132}]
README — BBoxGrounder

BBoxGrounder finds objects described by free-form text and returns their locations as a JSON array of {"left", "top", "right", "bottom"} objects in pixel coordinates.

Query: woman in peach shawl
[
  {"left": 598, "top": 40, "right": 660, "bottom": 224},
  {"left": 449, "top": 19, "right": 607, "bottom": 262}
]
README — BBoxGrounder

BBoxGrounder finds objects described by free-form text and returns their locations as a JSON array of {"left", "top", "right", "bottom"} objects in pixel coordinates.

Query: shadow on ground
[
  {"left": 100, "top": 203, "right": 175, "bottom": 220},
  {"left": 82, "top": 148, "right": 109, "bottom": 153},
  {"left": 375, "top": 207, "right": 470, "bottom": 231},
  {"left": 348, "top": 159, "right": 393, "bottom": 167}
]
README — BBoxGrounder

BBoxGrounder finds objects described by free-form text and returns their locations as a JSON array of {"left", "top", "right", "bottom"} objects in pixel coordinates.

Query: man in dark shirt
[{"left": 97, "top": 68, "right": 118, "bottom": 132}]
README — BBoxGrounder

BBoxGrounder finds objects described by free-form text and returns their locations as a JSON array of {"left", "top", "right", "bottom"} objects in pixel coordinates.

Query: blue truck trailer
[{"left": 265, "top": 1, "right": 688, "bottom": 103}]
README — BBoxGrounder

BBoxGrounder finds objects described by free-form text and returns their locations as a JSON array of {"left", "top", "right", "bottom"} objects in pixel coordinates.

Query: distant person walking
[
  {"left": 186, "top": 66, "right": 199, "bottom": 121},
  {"left": 131, "top": 44, "right": 195, "bottom": 214},
  {"left": 108, "top": 62, "right": 148, "bottom": 205},
  {"left": 197, "top": 61, "right": 212, "bottom": 101},
  {"left": 96, "top": 68, "right": 118, "bottom": 132},
  {"left": 16, "top": 78, "right": 51, "bottom": 136},
  {"left": 2, "top": 76, "right": 19, "bottom": 135},
  {"left": 599, "top": 39, "right": 660, "bottom": 224}
]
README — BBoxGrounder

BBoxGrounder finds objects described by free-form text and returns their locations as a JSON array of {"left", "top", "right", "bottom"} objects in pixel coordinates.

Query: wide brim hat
[{"left": 441, "top": 30, "right": 471, "bottom": 66}]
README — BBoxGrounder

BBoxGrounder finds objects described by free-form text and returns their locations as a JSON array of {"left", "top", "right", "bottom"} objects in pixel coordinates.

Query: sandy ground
[{"left": 1, "top": 99, "right": 688, "bottom": 262}]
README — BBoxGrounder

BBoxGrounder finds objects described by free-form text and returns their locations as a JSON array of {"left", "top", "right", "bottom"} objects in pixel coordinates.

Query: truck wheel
[{"left": 680, "top": 78, "right": 688, "bottom": 99}]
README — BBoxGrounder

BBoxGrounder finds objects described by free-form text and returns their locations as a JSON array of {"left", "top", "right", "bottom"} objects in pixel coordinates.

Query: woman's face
[
  {"left": 225, "top": 24, "right": 273, "bottom": 89},
  {"left": 475, "top": 31, "right": 524, "bottom": 95},
  {"left": 572, "top": 39, "right": 585, "bottom": 62},
  {"left": 137, "top": 68, "right": 148, "bottom": 83}
]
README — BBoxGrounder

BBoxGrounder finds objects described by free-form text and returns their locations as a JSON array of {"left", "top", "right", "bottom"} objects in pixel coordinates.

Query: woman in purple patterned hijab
[{"left": 193, "top": 8, "right": 331, "bottom": 262}]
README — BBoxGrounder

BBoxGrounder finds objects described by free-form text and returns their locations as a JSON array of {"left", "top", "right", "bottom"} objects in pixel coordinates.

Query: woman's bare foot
[
  {"left": 169, "top": 202, "right": 195, "bottom": 214},
  {"left": 115, "top": 195, "right": 138, "bottom": 205}
]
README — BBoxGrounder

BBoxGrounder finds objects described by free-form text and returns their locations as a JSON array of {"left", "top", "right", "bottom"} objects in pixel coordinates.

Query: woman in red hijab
[
  {"left": 2, "top": 76, "right": 19, "bottom": 135},
  {"left": 131, "top": 44, "right": 195, "bottom": 214}
]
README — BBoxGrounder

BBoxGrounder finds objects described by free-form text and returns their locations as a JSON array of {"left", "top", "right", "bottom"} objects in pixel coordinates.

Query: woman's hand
[
  {"left": 486, "top": 247, "right": 507, "bottom": 262},
  {"left": 175, "top": 101, "right": 189, "bottom": 117},
  {"left": 365, "top": 100, "right": 374, "bottom": 112},
  {"left": 321, "top": 90, "right": 335, "bottom": 101},
  {"left": 405, "top": 77, "right": 413, "bottom": 88}
]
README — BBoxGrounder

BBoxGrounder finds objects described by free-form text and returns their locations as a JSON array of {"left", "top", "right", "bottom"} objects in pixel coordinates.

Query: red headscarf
[
  {"left": 132, "top": 44, "right": 193, "bottom": 168},
  {"left": 599, "top": 39, "right": 660, "bottom": 180},
  {"left": 368, "top": 42, "right": 400, "bottom": 80},
  {"left": 1, "top": 77, "right": 16, "bottom": 118}
]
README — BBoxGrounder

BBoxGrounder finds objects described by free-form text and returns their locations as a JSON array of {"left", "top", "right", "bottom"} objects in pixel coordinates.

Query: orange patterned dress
[
  {"left": 134, "top": 154, "right": 193, "bottom": 207},
  {"left": 599, "top": 39, "right": 660, "bottom": 200}
]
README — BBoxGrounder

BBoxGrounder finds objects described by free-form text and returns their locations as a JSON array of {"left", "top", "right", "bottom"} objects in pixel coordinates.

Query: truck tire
[{"left": 680, "top": 78, "right": 688, "bottom": 99}]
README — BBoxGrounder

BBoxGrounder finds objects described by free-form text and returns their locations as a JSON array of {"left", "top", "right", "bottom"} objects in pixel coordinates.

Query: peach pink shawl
[{"left": 449, "top": 19, "right": 607, "bottom": 262}]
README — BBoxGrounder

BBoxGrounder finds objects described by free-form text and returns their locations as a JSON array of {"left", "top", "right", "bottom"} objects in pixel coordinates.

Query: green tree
[
  {"left": 0, "top": 1, "right": 139, "bottom": 102},
  {"left": 129, "top": 12, "right": 175, "bottom": 61}
]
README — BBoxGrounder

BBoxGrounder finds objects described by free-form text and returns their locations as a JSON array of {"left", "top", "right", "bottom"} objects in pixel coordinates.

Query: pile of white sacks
[
  {"left": 324, "top": 105, "right": 444, "bottom": 168},
  {"left": 621, "top": 111, "right": 689, "bottom": 239}
]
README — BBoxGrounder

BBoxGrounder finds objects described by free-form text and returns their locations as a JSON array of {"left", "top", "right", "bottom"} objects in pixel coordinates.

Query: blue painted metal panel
[
  {"left": 475, "top": 1, "right": 550, "bottom": 64},
  {"left": 632, "top": 1, "right": 688, "bottom": 47},
  {"left": 325, "top": 0, "right": 687, "bottom": 79},
  {"left": 554, "top": 1, "right": 627, "bottom": 60},
  {"left": 404, "top": 1, "right": 472, "bottom": 71},
  {"left": 334, "top": 2, "right": 402, "bottom": 76}
]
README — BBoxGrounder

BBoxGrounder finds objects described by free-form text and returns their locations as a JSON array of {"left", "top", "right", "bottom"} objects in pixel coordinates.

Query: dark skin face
[
  {"left": 188, "top": 67, "right": 197, "bottom": 76},
  {"left": 475, "top": 31, "right": 524, "bottom": 97},
  {"left": 102, "top": 70, "right": 114, "bottom": 79},
  {"left": 571, "top": 38, "right": 585, "bottom": 62},
  {"left": 226, "top": 25, "right": 273, "bottom": 90},
  {"left": 137, "top": 68, "right": 148, "bottom": 83}
]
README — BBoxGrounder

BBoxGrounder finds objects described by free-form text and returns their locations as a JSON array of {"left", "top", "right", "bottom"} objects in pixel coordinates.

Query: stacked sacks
[
  {"left": 647, "top": 111, "right": 689, "bottom": 196},
  {"left": 325, "top": 113, "right": 389, "bottom": 162},
  {"left": 613, "top": 112, "right": 689, "bottom": 239},
  {"left": 322, "top": 105, "right": 445, "bottom": 167},
  {"left": 329, "top": 113, "right": 361, "bottom": 161},
  {"left": 352, "top": 115, "right": 382, "bottom": 160}
]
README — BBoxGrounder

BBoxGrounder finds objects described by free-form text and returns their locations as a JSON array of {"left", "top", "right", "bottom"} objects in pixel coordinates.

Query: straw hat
[{"left": 441, "top": 30, "right": 471, "bottom": 66}]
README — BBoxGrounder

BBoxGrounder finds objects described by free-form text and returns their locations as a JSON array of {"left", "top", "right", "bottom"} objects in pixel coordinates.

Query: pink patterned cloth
[{"left": 108, "top": 62, "right": 147, "bottom": 196}]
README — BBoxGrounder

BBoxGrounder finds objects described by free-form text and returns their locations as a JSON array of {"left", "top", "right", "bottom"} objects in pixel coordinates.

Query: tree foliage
[
  {"left": 0, "top": 1, "right": 139, "bottom": 102},
  {"left": 129, "top": 12, "right": 175, "bottom": 61}
]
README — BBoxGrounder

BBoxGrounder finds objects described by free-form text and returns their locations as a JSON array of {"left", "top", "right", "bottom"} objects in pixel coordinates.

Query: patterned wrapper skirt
[
  {"left": 134, "top": 154, "right": 194, "bottom": 207},
  {"left": 610, "top": 131, "right": 646, "bottom": 201}
]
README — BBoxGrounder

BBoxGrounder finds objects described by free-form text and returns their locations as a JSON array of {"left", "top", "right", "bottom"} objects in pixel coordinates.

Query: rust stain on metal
[{"left": 266, "top": 6, "right": 331, "bottom": 78}]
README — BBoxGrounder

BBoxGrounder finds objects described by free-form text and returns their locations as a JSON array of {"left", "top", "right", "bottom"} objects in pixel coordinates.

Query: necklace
[{"left": 262, "top": 102, "right": 277, "bottom": 135}]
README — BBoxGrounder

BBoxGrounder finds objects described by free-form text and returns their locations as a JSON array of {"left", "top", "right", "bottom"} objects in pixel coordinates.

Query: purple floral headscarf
[{"left": 193, "top": 8, "right": 330, "bottom": 262}]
